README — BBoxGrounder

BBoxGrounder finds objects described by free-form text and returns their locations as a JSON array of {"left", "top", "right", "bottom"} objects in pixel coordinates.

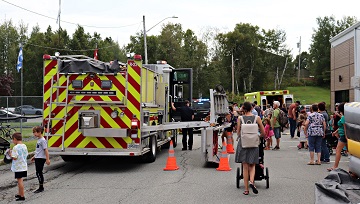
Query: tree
[{"left": 309, "top": 16, "right": 357, "bottom": 86}]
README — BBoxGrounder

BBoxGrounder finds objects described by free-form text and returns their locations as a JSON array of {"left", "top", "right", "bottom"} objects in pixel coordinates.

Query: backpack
[
  {"left": 277, "top": 109, "right": 288, "bottom": 127},
  {"left": 240, "top": 116, "right": 259, "bottom": 148}
]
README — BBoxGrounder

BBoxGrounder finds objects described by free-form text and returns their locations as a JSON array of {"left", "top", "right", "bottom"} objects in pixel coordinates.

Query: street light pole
[{"left": 143, "top": 15, "right": 178, "bottom": 64}]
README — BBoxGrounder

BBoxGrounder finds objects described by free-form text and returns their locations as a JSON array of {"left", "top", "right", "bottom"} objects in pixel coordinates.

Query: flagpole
[{"left": 20, "top": 43, "right": 23, "bottom": 133}]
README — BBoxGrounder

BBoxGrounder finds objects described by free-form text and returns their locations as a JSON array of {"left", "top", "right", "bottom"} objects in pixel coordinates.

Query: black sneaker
[
  {"left": 181, "top": 148, "right": 187, "bottom": 151},
  {"left": 34, "top": 188, "right": 44, "bottom": 193},
  {"left": 15, "top": 195, "right": 20, "bottom": 198},
  {"left": 188, "top": 147, "right": 192, "bottom": 151},
  {"left": 15, "top": 196, "right": 25, "bottom": 201},
  {"left": 272, "top": 146, "right": 280, "bottom": 150}
]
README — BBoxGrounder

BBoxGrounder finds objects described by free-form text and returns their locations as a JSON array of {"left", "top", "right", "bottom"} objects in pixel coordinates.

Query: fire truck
[
  {"left": 42, "top": 54, "right": 208, "bottom": 162},
  {"left": 244, "top": 90, "right": 293, "bottom": 110}
]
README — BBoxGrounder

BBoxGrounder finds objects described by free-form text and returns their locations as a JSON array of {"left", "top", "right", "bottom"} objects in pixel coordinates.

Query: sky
[{"left": 1, "top": 0, "right": 359, "bottom": 57}]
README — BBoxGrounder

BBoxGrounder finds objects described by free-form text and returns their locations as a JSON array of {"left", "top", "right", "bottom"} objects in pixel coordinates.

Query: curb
[{"left": 0, "top": 152, "right": 35, "bottom": 166}]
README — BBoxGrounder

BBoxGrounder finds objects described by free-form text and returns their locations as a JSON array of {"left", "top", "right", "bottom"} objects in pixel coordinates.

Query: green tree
[{"left": 309, "top": 16, "right": 357, "bottom": 86}]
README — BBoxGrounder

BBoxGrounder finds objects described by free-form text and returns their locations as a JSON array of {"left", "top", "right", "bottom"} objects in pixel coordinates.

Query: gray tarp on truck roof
[{"left": 58, "top": 59, "right": 124, "bottom": 73}]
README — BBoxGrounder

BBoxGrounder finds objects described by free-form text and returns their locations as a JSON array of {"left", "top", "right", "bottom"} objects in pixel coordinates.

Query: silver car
[{"left": 15, "top": 105, "right": 43, "bottom": 115}]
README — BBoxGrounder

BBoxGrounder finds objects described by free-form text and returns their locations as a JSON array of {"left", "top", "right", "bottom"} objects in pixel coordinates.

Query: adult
[
  {"left": 332, "top": 103, "right": 341, "bottom": 132},
  {"left": 318, "top": 102, "right": 330, "bottom": 163},
  {"left": 251, "top": 103, "right": 258, "bottom": 116},
  {"left": 253, "top": 101, "right": 262, "bottom": 118},
  {"left": 327, "top": 103, "right": 347, "bottom": 171},
  {"left": 271, "top": 101, "right": 281, "bottom": 150},
  {"left": 264, "top": 104, "right": 273, "bottom": 119},
  {"left": 171, "top": 100, "right": 194, "bottom": 150},
  {"left": 235, "top": 102, "right": 265, "bottom": 195},
  {"left": 304, "top": 104, "right": 326, "bottom": 165},
  {"left": 288, "top": 101, "right": 301, "bottom": 139}
]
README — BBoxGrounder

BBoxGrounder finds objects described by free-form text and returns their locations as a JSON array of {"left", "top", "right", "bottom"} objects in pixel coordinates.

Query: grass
[
  {"left": 0, "top": 140, "right": 37, "bottom": 160},
  {"left": 288, "top": 86, "right": 330, "bottom": 107},
  {"left": 1, "top": 121, "right": 38, "bottom": 160}
]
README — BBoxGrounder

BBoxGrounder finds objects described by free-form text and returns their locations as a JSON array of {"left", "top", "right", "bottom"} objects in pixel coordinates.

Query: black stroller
[
  {"left": 236, "top": 137, "right": 269, "bottom": 189},
  {"left": 325, "top": 131, "right": 337, "bottom": 155}
]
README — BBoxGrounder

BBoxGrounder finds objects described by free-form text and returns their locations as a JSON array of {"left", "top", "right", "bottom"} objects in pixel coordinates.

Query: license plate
[{"left": 127, "top": 144, "right": 139, "bottom": 149}]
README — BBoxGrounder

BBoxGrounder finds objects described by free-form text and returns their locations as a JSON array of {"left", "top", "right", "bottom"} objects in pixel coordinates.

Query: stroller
[
  {"left": 236, "top": 137, "right": 269, "bottom": 189},
  {"left": 325, "top": 131, "right": 337, "bottom": 155}
]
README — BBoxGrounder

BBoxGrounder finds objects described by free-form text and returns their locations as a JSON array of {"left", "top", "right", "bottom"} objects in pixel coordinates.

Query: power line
[
  {"left": 24, "top": 42, "right": 119, "bottom": 52},
  {"left": 1, "top": 0, "right": 141, "bottom": 29}
]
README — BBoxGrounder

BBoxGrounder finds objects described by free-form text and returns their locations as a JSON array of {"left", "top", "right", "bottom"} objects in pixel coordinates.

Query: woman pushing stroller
[{"left": 235, "top": 102, "right": 265, "bottom": 195}]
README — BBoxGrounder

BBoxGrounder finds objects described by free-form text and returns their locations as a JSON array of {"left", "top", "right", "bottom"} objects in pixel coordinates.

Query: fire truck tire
[{"left": 142, "top": 136, "right": 157, "bottom": 163}]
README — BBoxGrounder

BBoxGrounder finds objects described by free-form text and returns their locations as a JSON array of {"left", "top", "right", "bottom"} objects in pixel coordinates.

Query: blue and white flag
[{"left": 16, "top": 47, "right": 23, "bottom": 73}]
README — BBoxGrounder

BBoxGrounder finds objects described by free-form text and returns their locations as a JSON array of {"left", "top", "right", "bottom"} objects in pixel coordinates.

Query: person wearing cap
[
  {"left": 288, "top": 101, "right": 301, "bottom": 139},
  {"left": 171, "top": 100, "right": 194, "bottom": 151}
]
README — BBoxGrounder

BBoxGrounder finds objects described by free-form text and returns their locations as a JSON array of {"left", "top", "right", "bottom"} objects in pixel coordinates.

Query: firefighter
[{"left": 171, "top": 100, "right": 194, "bottom": 151}]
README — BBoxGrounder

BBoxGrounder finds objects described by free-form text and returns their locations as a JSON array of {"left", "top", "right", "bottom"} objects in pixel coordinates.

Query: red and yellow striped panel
[
  {"left": 47, "top": 105, "right": 134, "bottom": 149},
  {"left": 43, "top": 58, "right": 143, "bottom": 149}
]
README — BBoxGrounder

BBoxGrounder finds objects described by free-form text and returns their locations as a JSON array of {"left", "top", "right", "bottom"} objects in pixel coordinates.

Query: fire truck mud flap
[{"left": 142, "top": 135, "right": 157, "bottom": 163}]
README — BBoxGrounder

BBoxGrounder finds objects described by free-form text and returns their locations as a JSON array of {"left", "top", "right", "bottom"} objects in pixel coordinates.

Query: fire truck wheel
[{"left": 142, "top": 136, "right": 157, "bottom": 163}]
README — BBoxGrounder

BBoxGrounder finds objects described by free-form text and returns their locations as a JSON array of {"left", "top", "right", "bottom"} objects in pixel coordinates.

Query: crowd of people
[{"left": 226, "top": 100, "right": 348, "bottom": 195}]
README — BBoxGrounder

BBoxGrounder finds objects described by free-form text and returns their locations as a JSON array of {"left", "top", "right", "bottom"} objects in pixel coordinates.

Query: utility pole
[
  {"left": 231, "top": 52, "right": 234, "bottom": 96},
  {"left": 297, "top": 36, "right": 301, "bottom": 82},
  {"left": 57, "top": 0, "right": 61, "bottom": 45}
]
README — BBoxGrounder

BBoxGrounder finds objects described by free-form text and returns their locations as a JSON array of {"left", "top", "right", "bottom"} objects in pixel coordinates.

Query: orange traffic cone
[
  {"left": 216, "top": 141, "right": 232, "bottom": 171},
  {"left": 226, "top": 132, "right": 235, "bottom": 154},
  {"left": 163, "top": 140, "right": 179, "bottom": 171}
]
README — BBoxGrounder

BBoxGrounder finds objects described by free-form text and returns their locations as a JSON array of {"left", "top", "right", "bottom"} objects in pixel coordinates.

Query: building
[{"left": 330, "top": 22, "right": 360, "bottom": 111}]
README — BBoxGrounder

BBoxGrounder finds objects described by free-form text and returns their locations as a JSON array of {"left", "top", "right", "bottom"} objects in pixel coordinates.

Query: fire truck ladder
[{"left": 46, "top": 73, "right": 70, "bottom": 151}]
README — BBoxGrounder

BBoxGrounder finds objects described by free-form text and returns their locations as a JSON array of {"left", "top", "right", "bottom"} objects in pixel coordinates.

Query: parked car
[
  {"left": 0, "top": 109, "right": 27, "bottom": 122},
  {"left": 14, "top": 105, "right": 43, "bottom": 115},
  {"left": 192, "top": 99, "right": 211, "bottom": 121}
]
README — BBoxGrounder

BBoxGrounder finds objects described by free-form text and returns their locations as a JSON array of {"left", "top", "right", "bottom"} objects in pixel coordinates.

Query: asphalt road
[{"left": 0, "top": 130, "right": 349, "bottom": 204}]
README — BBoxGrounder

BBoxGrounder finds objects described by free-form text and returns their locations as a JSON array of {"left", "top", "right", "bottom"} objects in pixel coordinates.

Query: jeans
[
  {"left": 273, "top": 127, "right": 281, "bottom": 139},
  {"left": 308, "top": 136, "right": 322, "bottom": 153},
  {"left": 182, "top": 128, "right": 193, "bottom": 149},
  {"left": 289, "top": 118, "right": 297, "bottom": 138},
  {"left": 320, "top": 138, "right": 330, "bottom": 162}
]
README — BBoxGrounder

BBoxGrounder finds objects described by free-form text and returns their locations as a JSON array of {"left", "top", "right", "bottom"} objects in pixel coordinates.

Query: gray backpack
[{"left": 240, "top": 116, "right": 259, "bottom": 148}]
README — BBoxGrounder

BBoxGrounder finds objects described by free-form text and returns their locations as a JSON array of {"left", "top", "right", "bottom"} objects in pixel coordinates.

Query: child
[
  {"left": 263, "top": 118, "right": 274, "bottom": 150},
  {"left": 9, "top": 132, "right": 28, "bottom": 201},
  {"left": 31, "top": 126, "right": 50, "bottom": 193},
  {"left": 298, "top": 120, "right": 308, "bottom": 149}
]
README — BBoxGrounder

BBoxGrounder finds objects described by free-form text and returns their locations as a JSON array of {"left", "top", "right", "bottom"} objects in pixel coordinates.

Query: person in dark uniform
[{"left": 171, "top": 100, "right": 194, "bottom": 150}]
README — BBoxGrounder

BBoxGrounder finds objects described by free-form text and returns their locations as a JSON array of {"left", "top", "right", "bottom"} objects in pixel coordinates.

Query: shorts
[
  {"left": 339, "top": 136, "right": 347, "bottom": 143},
  {"left": 15, "top": 171, "right": 27, "bottom": 179},
  {"left": 308, "top": 136, "right": 322, "bottom": 153},
  {"left": 273, "top": 127, "right": 281, "bottom": 139}
]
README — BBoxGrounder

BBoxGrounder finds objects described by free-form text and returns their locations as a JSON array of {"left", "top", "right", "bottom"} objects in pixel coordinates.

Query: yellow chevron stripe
[
  {"left": 48, "top": 136, "right": 61, "bottom": 147},
  {"left": 105, "top": 137, "right": 122, "bottom": 148},
  {"left": 63, "top": 107, "right": 83, "bottom": 147},
  {"left": 77, "top": 137, "right": 105, "bottom": 148},
  {"left": 103, "top": 75, "right": 126, "bottom": 100}
]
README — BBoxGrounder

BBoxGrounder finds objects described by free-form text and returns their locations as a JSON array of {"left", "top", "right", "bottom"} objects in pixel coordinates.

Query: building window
[{"left": 335, "top": 90, "right": 349, "bottom": 103}]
